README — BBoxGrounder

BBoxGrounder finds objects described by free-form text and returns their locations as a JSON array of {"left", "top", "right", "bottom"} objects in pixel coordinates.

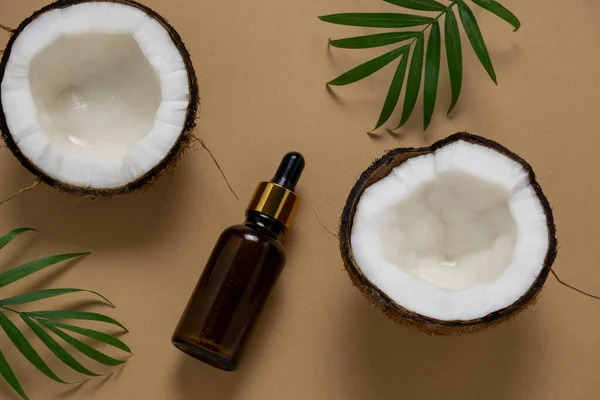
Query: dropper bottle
[{"left": 172, "top": 152, "right": 305, "bottom": 371}]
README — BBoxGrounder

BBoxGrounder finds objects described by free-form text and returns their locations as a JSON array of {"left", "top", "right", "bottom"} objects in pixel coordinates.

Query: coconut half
[
  {"left": 340, "top": 133, "right": 557, "bottom": 335},
  {"left": 0, "top": 0, "right": 198, "bottom": 196}
]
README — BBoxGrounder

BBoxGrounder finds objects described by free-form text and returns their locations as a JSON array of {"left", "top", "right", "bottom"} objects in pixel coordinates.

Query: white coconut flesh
[
  {"left": 1, "top": 2, "right": 190, "bottom": 188},
  {"left": 351, "top": 140, "right": 550, "bottom": 321}
]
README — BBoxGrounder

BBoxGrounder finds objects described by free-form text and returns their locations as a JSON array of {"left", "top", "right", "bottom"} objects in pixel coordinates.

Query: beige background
[{"left": 0, "top": 0, "right": 599, "bottom": 399}]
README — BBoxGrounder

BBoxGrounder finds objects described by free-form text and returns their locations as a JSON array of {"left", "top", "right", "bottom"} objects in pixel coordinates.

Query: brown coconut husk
[
  {"left": 0, "top": 0, "right": 199, "bottom": 198},
  {"left": 339, "top": 132, "right": 558, "bottom": 335}
]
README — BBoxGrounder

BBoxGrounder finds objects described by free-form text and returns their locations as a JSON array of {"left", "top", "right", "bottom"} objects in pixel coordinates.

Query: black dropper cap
[
  {"left": 247, "top": 152, "right": 305, "bottom": 229},
  {"left": 270, "top": 152, "right": 305, "bottom": 192}
]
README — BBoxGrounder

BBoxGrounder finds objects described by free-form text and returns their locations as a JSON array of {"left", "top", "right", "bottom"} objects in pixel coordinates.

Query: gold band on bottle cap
[{"left": 247, "top": 182, "right": 299, "bottom": 229}]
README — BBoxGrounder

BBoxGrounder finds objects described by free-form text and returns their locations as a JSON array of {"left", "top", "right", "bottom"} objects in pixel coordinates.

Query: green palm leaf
[
  {"left": 0, "top": 288, "right": 113, "bottom": 307},
  {"left": 375, "top": 46, "right": 410, "bottom": 129},
  {"left": 472, "top": 0, "right": 520, "bottom": 31},
  {"left": 0, "top": 253, "right": 89, "bottom": 288},
  {"left": 42, "top": 320, "right": 131, "bottom": 354},
  {"left": 330, "top": 32, "right": 419, "bottom": 49},
  {"left": 457, "top": 0, "right": 497, "bottom": 84},
  {"left": 423, "top": 20, "right": 441, "bottom": 130},
  {"left": 0, "top": 312, "right": 72, "bottom": 384},
  {"left": 26, "top": 310, "right": 128, "bottom": 332},
  {"left": 0, "top": 228, "right": 35, "bottom": 250},
  {"left": 328, "top": 46, "right": 408, "bottom": 86},
  {"left": 385, "top": 0, "right": 447, "bottom": 12},
  {"left": 0, "top": 351, "right": 28, "bottom": 400},
  {"left": 318, "top": 13, "right": 433, "bottom": 28},
  {"left": 38, "top": 320, "right": 126, "bottom": 367},
  {"left": 21, "top": 315, "right": 101, "bottom": 377},
  {"left": 0, "top": 228, "right": 129, "bottom": 399},
  {"left": 397, "top": 33, "right": 425, "bottom": 128},
  {"left": 445, "top": 8, "right": 463, "bottom": 114},
  {"left": 319, "top": 0, "right": 519, "bottom": 130}
]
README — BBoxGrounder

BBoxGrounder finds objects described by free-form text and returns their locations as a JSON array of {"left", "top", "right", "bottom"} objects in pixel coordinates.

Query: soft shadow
[
  {"left": 386, "top": 128, "right": 404, "bottom": 139},
  {"left": 490, "top": 42, "right": 521, "bottom": 68},
  {"left": 387, "top": 125, "right": 431, "bottom": 146},
  {"left": 0, "top": 380, "right": 18, "bottom": 400},
  {"left": 365, "top": 130, "right": 387, "bottom": 140},
  {"left": 282, "top": 227, "right": 299, "bottom": 258},
  {"left": 0, "top": 230, "right": 38, "bottom": 271},
  {"left": 110, "top": 363, "right": 127, "bottom": 379},
  {"left": 12, "top": 160, "right": 193, "bottom": 251},
  {"left": 40, "top": 299, "right": 115, "bottom": 311},
  {"left": 171, "top": 286, "right": 283, "bottom": 400},
  {"left": 173, "top": 355, "right": 238, "bottom": 400},
  {"left": 58, "top": 372, "right": 114, "bottom": 398},
  {"left": 325, "top": 85, "right": 346, "bottom": 106},
  {"left": 18, "top": 258, "right": 88, "bottom": 293},
  {"left": 88, "top": 373, "right": 115, "bottom": 388},
  {"left": 56, "top": 375, "right": 89, "bottom": 397},
  {"left": 336, "top": 293, "right": 535, "bottom": 400}
]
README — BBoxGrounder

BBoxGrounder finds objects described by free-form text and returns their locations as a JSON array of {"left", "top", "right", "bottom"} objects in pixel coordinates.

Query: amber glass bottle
[{"left": 172, "top": 152, "right": 304, "bottom": 371}]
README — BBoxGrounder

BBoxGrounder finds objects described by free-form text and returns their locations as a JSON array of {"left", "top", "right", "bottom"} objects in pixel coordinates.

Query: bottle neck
[{"left": 244, "top": 210, "right": 286, "bottom": 238}]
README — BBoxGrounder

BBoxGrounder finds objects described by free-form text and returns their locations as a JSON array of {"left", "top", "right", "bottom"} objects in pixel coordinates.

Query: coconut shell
[
  {"left": 0, "top": 0, "right": 199, "bottom": 197},
  {"left": 339, "top": 132, "right": 558, "bottom": 335}
]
